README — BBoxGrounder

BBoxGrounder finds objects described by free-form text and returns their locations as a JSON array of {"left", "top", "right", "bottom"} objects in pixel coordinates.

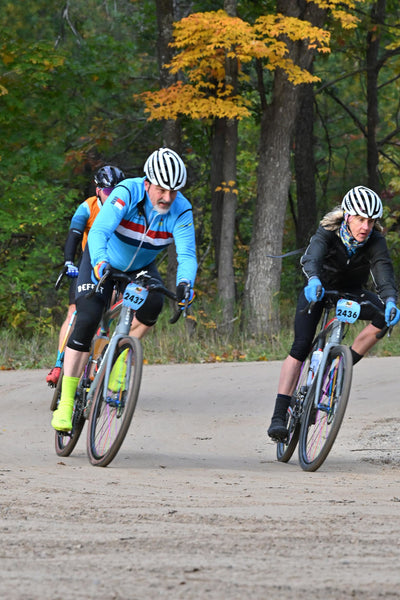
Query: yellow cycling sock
[
  {"left": 60, "top": 376, "right": 80, "bottom": 403},
  {"left": 51, "top": 376, "right": 80, "bottom": 431},
  {"left": 108, "top": 349, "right": 128, "bottom": 393}
]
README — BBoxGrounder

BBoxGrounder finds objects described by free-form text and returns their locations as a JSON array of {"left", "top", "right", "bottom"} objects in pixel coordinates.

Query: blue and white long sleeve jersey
[
  {"left": 69, "top": 200, "right": 92, "bottom": 233},
  {"left": 87, "top": 177, "right": 197, "bottom": 286}
]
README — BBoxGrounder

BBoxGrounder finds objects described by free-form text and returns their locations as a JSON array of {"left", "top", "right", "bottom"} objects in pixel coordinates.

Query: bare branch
[
  {"left": 315, "top": 67, "right": 364, "bottom": 95},
  {"left": 325, "top": 88, "right": 367, "bottom": 138},
  {"left": 55, "top": 1, "right": 82, "bottom": 48}
]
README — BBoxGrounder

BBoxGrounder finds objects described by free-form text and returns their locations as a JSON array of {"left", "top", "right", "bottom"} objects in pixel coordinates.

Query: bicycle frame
[
  {"left": 84, "top": 300, "right": 134, "bottom": 417},
  {"left": 310, "top": 289, "right": 390, "bottom": 408},
  {"left": 311, "top": 317, "right": 346, "bottom": 407},
  {"left": 277, "top": 289, "right": 391, "bottom": 469},
  {"left": 84, "top": 267, "right": 180, "bottom": 413},
  {"left": 53, "top": 266, "right": 184, "bottom": 464}
]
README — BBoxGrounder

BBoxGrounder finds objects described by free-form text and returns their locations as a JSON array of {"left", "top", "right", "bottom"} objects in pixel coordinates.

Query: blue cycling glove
[
  {"left": 176, "top": 282, "right": 195, "bottom": 308},
  {"left": 304, "top": 277, "right": 325, "bottom": 303},
  {"left": 385, "top": 300, "right": 400, "bottom": 327},
  {"left": 65, "top": 261, "right": 79, "bottom": 278}
]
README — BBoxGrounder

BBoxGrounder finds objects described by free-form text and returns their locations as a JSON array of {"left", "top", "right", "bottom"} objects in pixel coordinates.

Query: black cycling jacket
[{"left": 300, "top": 225, "right": 397, "bottom": 303}]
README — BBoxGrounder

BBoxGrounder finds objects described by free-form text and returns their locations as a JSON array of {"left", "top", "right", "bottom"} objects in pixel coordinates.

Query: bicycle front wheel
[
  {"left": 54, "top": 370, "right": 86, "bottom": 457},
  {"left": 277, "top": 357, "right": 310, "bottom": 463},
  {"left": 86, "top": 336, "right": 143, "bottom": 467},
  {"left": 298, "top": 345, "right": 352, "bottom": 472}
]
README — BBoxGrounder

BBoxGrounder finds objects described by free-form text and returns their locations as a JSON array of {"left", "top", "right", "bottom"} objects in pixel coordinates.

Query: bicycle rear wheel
[
  {"left": 298, "top": 345, "right": 352, "bottom": 472},
  {"left": 54, "top": 370, "right": 86, "bottom": 457},
  {"left": 86, "top": 336, "right": 143, "bottom": 467},
  {"left": 277, "top": 357, "right": 310, "bottom": 462},
  {"left": 50, "top": 367, "right": 63, "bottom": 412}
]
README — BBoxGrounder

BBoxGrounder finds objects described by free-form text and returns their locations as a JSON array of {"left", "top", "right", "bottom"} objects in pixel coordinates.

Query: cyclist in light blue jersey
[
  {"left": 88, "top": 177, "right": 196, "bottom": 292},
  {"left": 46, "top": 165, "right": 125, "bottom": 387},
  {"left": 52, "top": 148, "right": 198, "bottom": 432}
]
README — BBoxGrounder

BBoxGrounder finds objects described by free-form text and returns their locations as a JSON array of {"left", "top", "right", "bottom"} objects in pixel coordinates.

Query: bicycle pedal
[{"left": 270, "top": 432, "right": 288, "bottom": 444}]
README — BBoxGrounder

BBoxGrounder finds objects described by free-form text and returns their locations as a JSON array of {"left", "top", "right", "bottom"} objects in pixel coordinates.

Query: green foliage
[
  {"left": 3, "top": 293, "right": 400, "bottom": 370},
  {"left": 0, "top": 0, "right": 163, "bottom": 332},
  {"left": 312, "top": 0, "right": 400, "bottom": 201},
  {"left": 1, "top": 0, "right": 400, "bottom": 359},
  {"left": 0, "top": 175, "right": 79, "bottom": 333}
]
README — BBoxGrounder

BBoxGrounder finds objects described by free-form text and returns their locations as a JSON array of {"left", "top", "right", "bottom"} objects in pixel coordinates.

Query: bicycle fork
[{"left": 313, "top": 319, "right": 345, "bottom": 414}]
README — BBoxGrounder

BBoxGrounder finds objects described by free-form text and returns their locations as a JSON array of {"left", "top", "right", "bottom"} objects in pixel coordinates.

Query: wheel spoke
[
  {"left": 276, "top": 357, "right": 309, "bottom": 463},
  {"left": 87, "top": 337, "right": 143, "bottom": 467}
]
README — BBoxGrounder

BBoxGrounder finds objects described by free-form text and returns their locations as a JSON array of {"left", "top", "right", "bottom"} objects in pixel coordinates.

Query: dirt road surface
[{"left": 1, "top": 357, "right": 400, "bottom": 599}]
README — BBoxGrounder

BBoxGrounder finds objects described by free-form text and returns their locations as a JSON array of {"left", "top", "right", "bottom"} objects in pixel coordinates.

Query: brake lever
[
  {"left": 182, "top": 286, "right": 191, "bottom": 319},
  {"left": 377, "top": 307, "right": 397, "bottom": 339},
  {"left": 169, "top": 285, "right": 192, "bottom": 324},
  {"left": 86, "top": 269, "right": 111, "bottom": 299},
  {"left": 307, "top": 301, "right": 315, "bottom": 315},
  {"left": 169, "top": 308, "right": 182, "bottom": 324},
  {"left": 306, "top": 285, "right": 323, "bottom": 314},
  {"left": 55, "top": 265, "right": 68, "bottom": 290},
  {"left": 376, "top": 320, "right": 395, "bottom": 340}
]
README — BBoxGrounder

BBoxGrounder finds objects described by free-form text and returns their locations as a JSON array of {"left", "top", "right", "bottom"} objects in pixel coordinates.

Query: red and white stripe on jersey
[{"left": 116, "top": 219, "right": 173, "bottom": 247}]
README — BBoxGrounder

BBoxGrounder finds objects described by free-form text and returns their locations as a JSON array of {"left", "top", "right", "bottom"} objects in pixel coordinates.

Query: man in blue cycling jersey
[
  {"left": 46, "top": 165, "right": 125, "bottom": 387},
  {"left": 268, "top": 185, "right": 400, "bottom": 442},
  {"left": 52, "top": 148, "right": 197, "bottom": 432}
]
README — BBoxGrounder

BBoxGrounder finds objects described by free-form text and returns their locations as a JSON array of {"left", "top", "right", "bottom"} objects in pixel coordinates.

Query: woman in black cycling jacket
[{"left": 268, "top": 185, "right": 400, "bottom": 442}]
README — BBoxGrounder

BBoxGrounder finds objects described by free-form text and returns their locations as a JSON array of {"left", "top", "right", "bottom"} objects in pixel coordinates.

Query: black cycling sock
[
  {"left": 271, "top": 394, "right": 291, "bottom": 420},
  {"left": 350, "top": 347, "right": 363, "bottom": 365}
]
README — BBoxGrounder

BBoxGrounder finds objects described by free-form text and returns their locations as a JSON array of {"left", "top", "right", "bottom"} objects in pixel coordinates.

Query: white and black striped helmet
[
  {"left": 94, "top": 165, "right": 125, "bottom": 188},
  {"left": 144, "top": 148, "right": 187, "bottom": 191},
  {"left": 341, "top": 186, "right": 383, "bottom": 219}
]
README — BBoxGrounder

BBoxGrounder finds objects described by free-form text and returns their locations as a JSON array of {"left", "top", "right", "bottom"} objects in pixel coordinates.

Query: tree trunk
[
  {"left": 294, "top": 82, "right": 317, "bottom": 248},
  {"left": 155, "top": 0, "right": 182, "bottom": 295},
  {"left": 244, "top": 70, "right": 300, "bottom": 336},
  {"left": 215, "top": 0, "right": 239, "bottom": 333},
  {"left": 218, "top": 118, "right": 238, "bottom": 332},
  {"left": 244, "top": 0, "right": 326, "bottom": 337},
  {"left": 210, "top": 118, "right": 226, "bottom": 274},
  {"left": 294, "top": 1, "right": 326, "bottom": 246},
  {"left": 366, "top": 0, "right": 386, "bottom": 192}
]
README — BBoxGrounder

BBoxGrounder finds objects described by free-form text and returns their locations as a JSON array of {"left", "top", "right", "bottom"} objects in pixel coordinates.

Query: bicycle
[
  {"left": 51, "top": 268, "right": 186, "bottom": 467},
  {"left": 276, "top": 290, "right": 393, "bottom": 472},
  {"left": 47, "top": 266, "right": 77, "bottom": 390}
]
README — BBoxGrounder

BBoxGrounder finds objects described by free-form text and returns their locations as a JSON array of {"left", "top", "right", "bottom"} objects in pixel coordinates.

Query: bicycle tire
[
  {"left": 86, "top": 336, "right": 143, "bottom": 467},
  {"left": 298, "top": 344, "right": 352, "bottom": 472},
  {"left": 277, "top": 357, "right": 310, "bottom": 463},
  {"left": 54, "top": 370, "right": 86, "bottom": 457}
]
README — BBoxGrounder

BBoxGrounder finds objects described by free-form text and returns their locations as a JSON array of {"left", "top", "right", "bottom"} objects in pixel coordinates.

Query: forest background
[{"left": 1, "top": 0, "right": 400, "bottom": 368}]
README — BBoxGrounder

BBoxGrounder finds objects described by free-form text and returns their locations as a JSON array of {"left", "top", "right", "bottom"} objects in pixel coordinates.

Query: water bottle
[
  {"left": 89, "top": 330, "right": 109, "bottom": 380},
  {"left": 306, "top": 348, "right": 323, "bottom": 386}
]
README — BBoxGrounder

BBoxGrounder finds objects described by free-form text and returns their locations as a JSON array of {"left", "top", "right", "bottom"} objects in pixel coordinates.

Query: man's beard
[{"left": 154, "top": 203, "right": 171, "bottom": 215}]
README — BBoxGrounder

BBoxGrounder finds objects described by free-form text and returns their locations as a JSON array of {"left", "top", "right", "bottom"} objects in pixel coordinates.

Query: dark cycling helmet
[
  {"left": 341, "top": 185, "right": 383, "bottom": 219},
  {"left": 144, "top": 148, "right": 187, "bottom": 191},
  {"left": 94, "top": 165, "right": 125, "bottom": 188}
]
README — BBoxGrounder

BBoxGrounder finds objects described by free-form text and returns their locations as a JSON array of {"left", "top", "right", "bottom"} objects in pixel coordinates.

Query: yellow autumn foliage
[{"left": 138, "top": 2, "right": 360, "bottom": 121}]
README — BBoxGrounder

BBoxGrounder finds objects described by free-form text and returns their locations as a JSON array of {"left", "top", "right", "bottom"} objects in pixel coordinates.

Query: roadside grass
[{"left": 1, "top": 302, "right": 400, "bottom": 370}]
